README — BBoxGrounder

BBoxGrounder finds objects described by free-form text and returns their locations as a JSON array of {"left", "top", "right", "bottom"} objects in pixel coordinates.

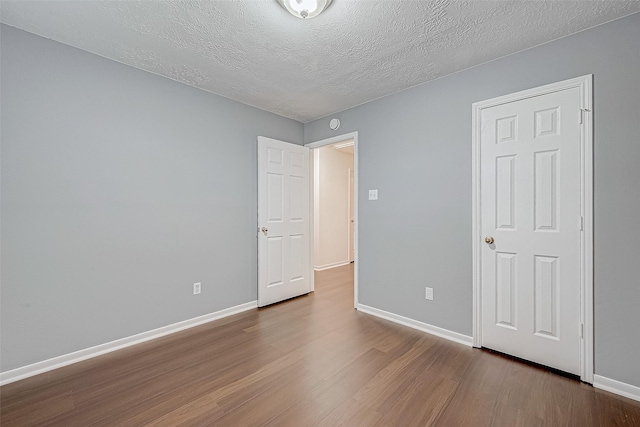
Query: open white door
[{"left": 258, "top": 136, "right": 311, "bottom": 307}]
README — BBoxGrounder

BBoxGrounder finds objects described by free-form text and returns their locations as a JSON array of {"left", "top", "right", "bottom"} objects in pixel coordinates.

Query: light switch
[{"left": 368, "top": 189, "right": 378, "bottom": 200}]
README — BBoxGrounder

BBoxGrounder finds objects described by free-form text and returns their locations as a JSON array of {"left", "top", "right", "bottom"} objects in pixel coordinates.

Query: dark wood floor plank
[
  {"left": 0, "top": 391, "right": 75, "bottom": 426},
  {"left": 264, "top": 348, "right": 393, "bottom": 426},
  {"left": 353, "top": 336, "right": 435, "bottom": 410},
  {"left": 433, "top": 349, "right": 513, "bottom": 426},
  {"left": 374, "top": 371, "right": 458, "bottom": 427},
  {"left": 594, "top": 388, "right": 640, "bottom": 427},
  {"left": 317, "top": 397, "right": 382, "bottom": 426},
  {"left": 2, "top": 263, "right": 640, "bottom": 426},
  {"left": 211, "top": 364, "right": 324, "bottom": 427},
  {"left": 146, "top": 398, "right": 225, "bottom": 427}
]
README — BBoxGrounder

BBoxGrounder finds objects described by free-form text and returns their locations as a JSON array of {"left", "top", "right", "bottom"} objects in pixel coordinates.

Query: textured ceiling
[{"left": 1, "top": 1, "right": 639, "bottom": 122}]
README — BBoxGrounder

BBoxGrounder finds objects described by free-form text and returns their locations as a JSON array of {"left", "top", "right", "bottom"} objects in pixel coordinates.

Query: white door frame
[
  {"left": 348, "top": 168, "right": 355, "bottom": 263},
  {"left": 471, "top": 75, "right": 593, "bottom": 383},
  {"left": 306, "top": 131, "right": 359, "bottom": 308}
]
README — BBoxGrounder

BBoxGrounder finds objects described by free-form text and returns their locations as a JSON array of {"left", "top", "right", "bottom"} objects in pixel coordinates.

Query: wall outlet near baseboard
[
  {"left": 193, "top": 282, "right": 201, "bottom": 295},
  {"left": 425, "top": 287, "right": 433, "bottom": 300}
]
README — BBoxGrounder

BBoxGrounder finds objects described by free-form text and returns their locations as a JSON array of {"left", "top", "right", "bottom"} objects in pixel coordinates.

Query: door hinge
[
  {"left": 579, "top": 108, "right": 591, "bottom": 124},
  {"left": 580, "top": 323, "right": 584, "bottom": 338},
  {"left": 580, "top": 216, "right": 584, "bottom": 231}
]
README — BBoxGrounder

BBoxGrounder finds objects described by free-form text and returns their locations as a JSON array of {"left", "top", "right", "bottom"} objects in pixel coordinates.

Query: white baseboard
[
  {"left": 314, "top": 260, "right": 351, "bottom": 271},
  {"left": 356, "top": 303, "right": 473, "bottom": 347},
  {"left": 0, "top": 301, "right": 258, "bottom": 386},
  {"left": 593, "top": 375, "right": 640, "bottom": 402}
]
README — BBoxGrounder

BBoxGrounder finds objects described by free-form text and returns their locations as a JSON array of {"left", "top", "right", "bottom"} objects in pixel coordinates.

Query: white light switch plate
[{"left": 368, "top": 189, "right": 378, "bottom": 200}]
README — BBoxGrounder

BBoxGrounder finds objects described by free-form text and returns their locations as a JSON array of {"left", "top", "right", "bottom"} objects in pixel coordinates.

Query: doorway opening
[{"left": 306, "top": 132, "right": 358, "bottom": 308}]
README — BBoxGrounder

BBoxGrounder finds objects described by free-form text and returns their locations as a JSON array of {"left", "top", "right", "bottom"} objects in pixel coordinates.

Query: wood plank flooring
[{"left": 2, "top": 264, "right": 639, "bottom": 426}]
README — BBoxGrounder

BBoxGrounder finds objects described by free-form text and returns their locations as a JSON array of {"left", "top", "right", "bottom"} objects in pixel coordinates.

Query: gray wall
[
  {"left": 305, "top": 13, "right": 640, "bottom": 387},
  {"left": 0, "top": 25, "right": 303, "bottom": 372}
]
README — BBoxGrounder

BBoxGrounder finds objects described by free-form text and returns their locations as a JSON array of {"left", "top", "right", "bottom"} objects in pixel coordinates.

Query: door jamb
[
  {"left": 471, "top": 75, "right": 593, "bottom": 383},
  {"left": 305, "top": 131, "right": 359, "bottom": 309},
  {"left": 348, "top": 168, "right": 355, "bottom": 263}
]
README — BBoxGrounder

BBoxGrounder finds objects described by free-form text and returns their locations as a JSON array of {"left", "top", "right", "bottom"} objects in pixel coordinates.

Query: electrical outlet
[
  {"left": 368, "top": 189, "right": 378, "bottom": 200},
  {"left": 425, "top": 287, "right": 433, "bottom": 301},
  {"left": 193, "top": 282, "right": 201, "bottom": 295}
]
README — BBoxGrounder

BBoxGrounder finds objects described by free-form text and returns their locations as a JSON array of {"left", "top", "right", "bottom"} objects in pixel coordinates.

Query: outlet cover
[
  {"left": 193, "top": 282, "right": 201, "bottom": 295},
  {"left": 368, "top": 189, "right": 378, "bottom": 200},
  {"left": 425, "top": 287, "right": 433, "bottom": 301}
]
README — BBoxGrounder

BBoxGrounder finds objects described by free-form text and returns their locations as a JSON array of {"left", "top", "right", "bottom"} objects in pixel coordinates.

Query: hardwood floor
[{"left": 2, "top": 264, "right": 639, "bottom": 426}]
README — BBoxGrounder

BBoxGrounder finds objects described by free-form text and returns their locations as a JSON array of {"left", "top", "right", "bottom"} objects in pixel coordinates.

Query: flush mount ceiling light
[{"left": 277, "top": 0, "right": 333, "bottom": 19}]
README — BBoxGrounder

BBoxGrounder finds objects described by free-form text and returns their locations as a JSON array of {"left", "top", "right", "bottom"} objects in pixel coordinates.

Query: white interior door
[
  {"left": 480, "top": 86, "right": 582, "bottom": 375},
  {"left": 258, "top": 136, "right": 311, "bottom": 307}
]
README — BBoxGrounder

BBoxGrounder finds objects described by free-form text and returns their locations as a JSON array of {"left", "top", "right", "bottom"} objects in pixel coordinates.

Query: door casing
[
  {"left": 306, "top": 131, "right": 359, "bottom": 308},
  {"left": 471, "top": 75, "right": 594, "bottom": 383},
  {"left": 348, "top": 168, "right": 355, "bottom": 263}
]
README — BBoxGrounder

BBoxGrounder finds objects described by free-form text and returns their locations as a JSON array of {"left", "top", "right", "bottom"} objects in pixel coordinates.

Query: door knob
[
  {"left": 484, "top": 236, "right": 494, "bottom": 244},
  {"left": 261, "top": 227, "right": 268, "bottom": 235}
]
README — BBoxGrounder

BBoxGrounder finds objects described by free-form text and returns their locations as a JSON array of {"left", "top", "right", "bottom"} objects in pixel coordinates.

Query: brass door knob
[{"left": 485, "top": 236, "right": 494, "bottom": 244}]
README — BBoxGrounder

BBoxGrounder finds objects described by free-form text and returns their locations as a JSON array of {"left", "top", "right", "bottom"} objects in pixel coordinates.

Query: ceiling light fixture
[{"left": 277, "top": 0, "right": 333, "bottom": 19}]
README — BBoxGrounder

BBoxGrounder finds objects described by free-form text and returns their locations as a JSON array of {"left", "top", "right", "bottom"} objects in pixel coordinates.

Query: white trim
[
  {"left": 333, "top": 140, "right": 354, "bottom": 149},
  {"left": 310, "top": 147, "right": 319, "bottom": 293},
  {"left": 347, "top": 167, "right": 354, "bottom": 263},
  {"left": 314, "top": 261, "right": 352, "bottom": 271},
  {"left": 356, "top": 303, "right": 473, "bottom": 347},
  {"left": 305, "top": 132, "right": 358, "bottom": 150},
  {"left": 0, "top": 301, "right": 257, "bottom": 386},
  {"left": 306, "top": 131, "right": 359, "bottom": 309},
  {"left": 471, "top": 75, "right": 594, "bottom": 383},
  {"left": 594, "top": 375, "right": 640, "bottom": 403},
  {"left": 578, "top": 75, "right": 594, "bottom": 384}
]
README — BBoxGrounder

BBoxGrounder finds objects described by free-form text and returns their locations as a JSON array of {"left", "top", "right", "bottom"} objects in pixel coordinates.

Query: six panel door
[
  {"left": 480, "top": 87, "right": 582, "bottom": 375},
  {"left": 258, "top": 137, "right": 311, "bottom": 307}
]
